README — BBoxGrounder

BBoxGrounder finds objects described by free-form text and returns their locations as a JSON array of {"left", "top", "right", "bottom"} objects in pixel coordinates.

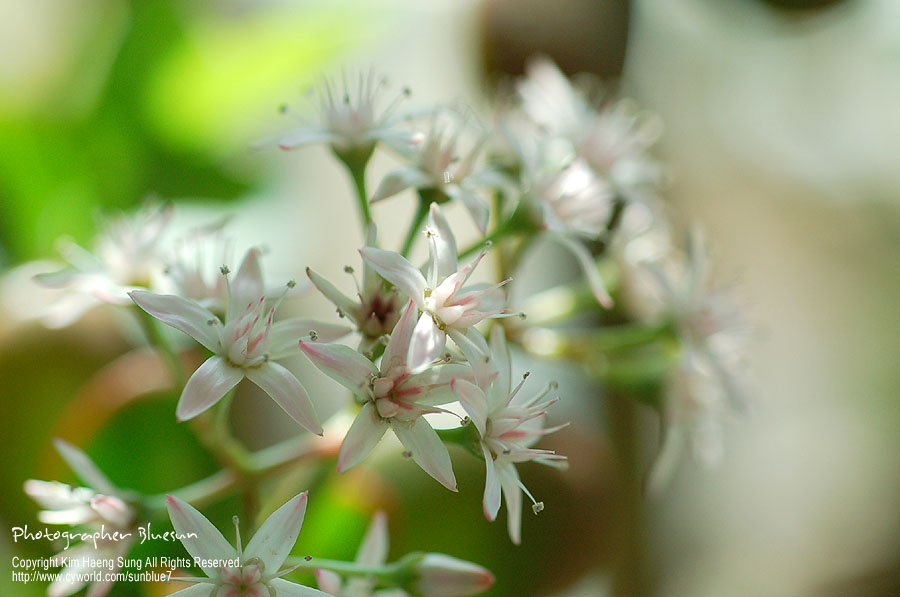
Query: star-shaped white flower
[
  {"left": 166, "top": 492, "right": 329, "bottom": 596},
  {"left": 300, "top": 299, "right": 472, "bottom": 491},
  {"left": 24, "top": 440, "right": 138, "bottom": 597},
  {"left": 33, "top": 201, "right": 173, "bottom": 327},
  {"left": 451, "top": 327, "right": 567, "bottom": 544},
  {"left": 276, "top": 69, "right": 420, "bottom": 157},
  {"left": 371, "top": 113, "right": 507, "bottom": 234},
  {"left": 130, "top": 247, "right": 350, "bottom": 433},
  {"left": 360, "top": 203, "right": 512, "bottom": 385}
]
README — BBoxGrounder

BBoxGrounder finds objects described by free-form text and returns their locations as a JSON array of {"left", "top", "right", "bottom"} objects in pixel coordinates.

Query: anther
[
  {"left": 220, "top": 265, "right": 231, "bottom": 276},
  {"left": 402, "top": 451, "right": 413, "bottom": 459},
  {"left": 207, "top": 318, "right": 218, "bottom": 326},
  {"left": 304, "top": 555, "right": 313, "bottom": 562},
  {"left": 309, "top": 330, "right": 318, "bottom": 341},
  {"left": 278, "top": 104, "right": 288, "bottom": 114},
  {"left": 344, "top": 265, "right": 355, "bottom": 274},
  {"left": 549, "top": 381, "right": 558, "bottom": 389},
  {"left": 523, "top": 372, "right": 531, "bottom": 380},
  {"left": 402, "top": 87, "right": 411, "bottom": 96},
  {"left": 532, "top": 502, "right": 545, "bottom": 515},
  {"left": 287, "top": 280, "right": 296, "bottom": 289}
]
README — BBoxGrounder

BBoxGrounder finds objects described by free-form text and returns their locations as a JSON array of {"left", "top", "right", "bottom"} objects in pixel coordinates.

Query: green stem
[
  {"left": 459, "top": 205, "right": 535, "bottom": 259},
  {"left": 400, "top": 197, "right": 430, "bottom": 257},
  {"left": 144, "top": 469, "right": 238, "bottom": 511},
  {"left": 334, "top": 145, "right": 375, "bottom": 231},
  {"left": 285, "top": 557, "right": 396, "bottom": 581}
]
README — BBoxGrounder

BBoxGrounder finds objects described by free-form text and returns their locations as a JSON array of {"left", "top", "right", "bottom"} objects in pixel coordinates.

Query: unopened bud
[{"left": 409, "top": 553, "right": 495, "bottom": 597}]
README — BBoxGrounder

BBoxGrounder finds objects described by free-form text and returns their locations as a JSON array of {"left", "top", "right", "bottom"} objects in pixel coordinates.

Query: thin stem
[
  {"left": 144, "top": 469, "right": 238, "bottom": 511},
  {"left": 285, "top": 557, "right": 396, "bottom": 581},
  {"left": 349, "top": 162, "right": 372, "bottom": 228},
  {"left": 400, "top": 197, "right": 430, "bottom": 257}
]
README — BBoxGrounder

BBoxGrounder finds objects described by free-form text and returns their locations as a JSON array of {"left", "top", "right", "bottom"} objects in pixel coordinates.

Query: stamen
[
  {"left": 508, "top": 372, "right": 531, "bottom": 402},
  {"left": 233, "top": 516, "right": 243, "bottom": 559},
  {"left": 516, "top": 480, "right": 543, "bottom": 515}
]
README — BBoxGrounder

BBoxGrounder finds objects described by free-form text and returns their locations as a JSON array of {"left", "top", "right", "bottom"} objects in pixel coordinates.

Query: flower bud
[{"left": 409, "top": 553, "right": 495, "bottom": 597}]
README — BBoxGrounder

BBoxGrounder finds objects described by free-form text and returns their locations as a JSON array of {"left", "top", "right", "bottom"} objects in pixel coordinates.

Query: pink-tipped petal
[
  {"left": 447, "top": 328, "right": 494, "bottom": 389},
  {"left": 451, "top": 379, "right": 489, "bottom": 437},
  {"left": 176, "top": 357, "right": 243, "bottom": 421},
  {"left": 165, "top": 494, "right": 236, "bottom": 576},
  {"left": 381, "top": 300, "right": 417, "bottom": 372},
  {"left": 307, "top": 267, "right": 359, "bottom": 323},
  {"left": 481, "top": 444, "right": 502, "bottom": 522},
  {"left": 129, "top": 290, "right": 220, "bottom": 352},
  {"left": 359, "top": 247, "right": 427, "bottom": 308},
  {"left": 356, "top": 510, "right": 389, "bottom": 566},
  {"left": 245, "top": 362, "right": 322, "bottom": 435},
  {"left": 407, "top": 315, "right": 446, "bottom": 373},
  {"left": 244, "top": 492, "right": 308, "bottom": 573},
  {"left": 299, "top": 340, "right": 379, "bottom": 399},
  {"left": 497, "top": 462, "right": 523, "bottom": 545},
  {"left": 337, "top": 402, "right": 390, "bottom": 473},
  {"left": 393, "top": 418, "right": 457, "bottom": 492},
  {"left": 314, "top": 569, "right": 343, "bottom": 594}
]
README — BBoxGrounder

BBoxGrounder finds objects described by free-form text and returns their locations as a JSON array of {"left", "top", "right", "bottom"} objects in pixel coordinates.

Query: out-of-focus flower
[
  {"left": 307, "top": 226, "right": 403, "bottom": 354},
  {"left": 315, "top": 511, "right": 403, "bottom": 597},
  {"left": 361, "top": 204, "right": 513, "bottom": 383},
  {"left": 32, "top": 202, "right": 173, "bottom": 327},
  {"left": 300, "top": 299, "right": 471, "bottom": 491},
  {"left": 130, "top": 247, "right": 350, "bottom": 433},
  {"left": 160, "top": 218, "right": 232, "bottom": 314},
  {"left": 452, "top": 327, "right": 567, "bottom": 544},
  {"left": 165, "top": 491, "right": 329, "bottom": 596},
  {"left": 640, "top": 229, "right": 749, "bottom": 492},
  {"left": 276, "top": 69, "right": 420, "bottom": 158},
  {"left": 24, "top": 440, "right": 137, "bottom": 597},
  {"left": 371, "top": 113, "right": 509, "bottom": 233}
]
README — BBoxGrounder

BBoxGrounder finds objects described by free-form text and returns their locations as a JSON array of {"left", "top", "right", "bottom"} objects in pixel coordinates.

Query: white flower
[
  {"left": 307, "top": 226, "right": 403, "bottom": 353},
  {"left": 24, "top": 440, "right": 137, "bottom": 597},
  {"left": 371, "top": 113, "right": 508, "bottom": 233},
  {"left": 165, "top": 491, "right": 329, "bottom": 596},
  {"left": 451, "top": 327, "right": 567, "bottom": 545},
  {"left": 360, "top": 203, "right": 512, "bottom": 384},
  {"left": 641, "top": 229, "right": 748, "bottom": 492},
  {"left": 32, "top": 201, "right": 173, "bottom": 327},
  {"left": 300, "top": 300, "right": 471, "bottom": 491},
  {"left": 161, "top": 218, "right": 233, "bottom": 313},
  {"left": 130, "top": 247, "right": 350, "bottom": 433},
  {"left": 276, "top": 69, "right": 420, "bottom": 157}
]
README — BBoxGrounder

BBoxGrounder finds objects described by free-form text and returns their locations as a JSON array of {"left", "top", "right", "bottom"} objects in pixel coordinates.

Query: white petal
[
  {"left": 229, "top": 248, "right": 265, "bottom": 321},
  {"left": 552, "top": 234, "right": 613, "bottom": 308},
  {"left": 497, "top": 462, "right": 523, "bottom": 545},
  {"left": 268, "top": 318, "right": 352, "bottom": 359},
  {"left": 381, "top": 300, "right": 417, "bottom": 372},
  {"left": 245, "top": 362, "right": 322, "bottom": 435},
  {"left": 451, "top": 379, "right": 488, "bottom": 437},
  {"left": 129, "top": 291, "right": 219, "bottom": 352},
  {"left": 244, "top": 491, "right": 308, "bottom": 573},
  {"left": 359, "top": 247, "right": 427, "bottom": 309},
  {"left": 165, "top": 494, "right": 236, "bottom": 576},
  {"left": 408, "top": 315, "right": 446, "bottom": 372},
  {"left": 176, "top": 356, "right": 243, "bottom": 421},
  {"left": 393, "top": 418, "right": 457, "bottom": 492},
  {"left": 299, "top": 340, "right": 379, "bottom": 399},
  {"left": 426, "top": 203, "right": 458, "bottom": 283},
  {"left": 449, "top": 187, "right": 490, "bottom": 235},
  {"left": 356, "top": 510, "right": 389, "bottom": 566},
  {"left": 482, "top": 444, "right": 501, "bottom": 521},
  {"left": 644, "top": 425, "right": 686, "bottom": 497},
  {"left": 371, "top": 165, "right": 431, "bottom": 202},
  {"left": 307, "top": 267, "right": 359, "bottom": 323},
  {"left": 489, "top": 326, "right": 512, "bottom": 399},
  {"left": 269, "top": 578, "right": 333, "bottom": 596},
  {"left": 52, "top": 440, "right": 117, "bottom": 495},
  {"left": 277, "top": 128, "right": 339, "bottom": 150},
  {"left": 447, "top": 328, "right": 495, "bottom": 390},
  {"left": 337, "top": 402, "right": 390, "bottom": 473},
  {"left": 397, "top": 364, "right": 473, "bottom": 407}
]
